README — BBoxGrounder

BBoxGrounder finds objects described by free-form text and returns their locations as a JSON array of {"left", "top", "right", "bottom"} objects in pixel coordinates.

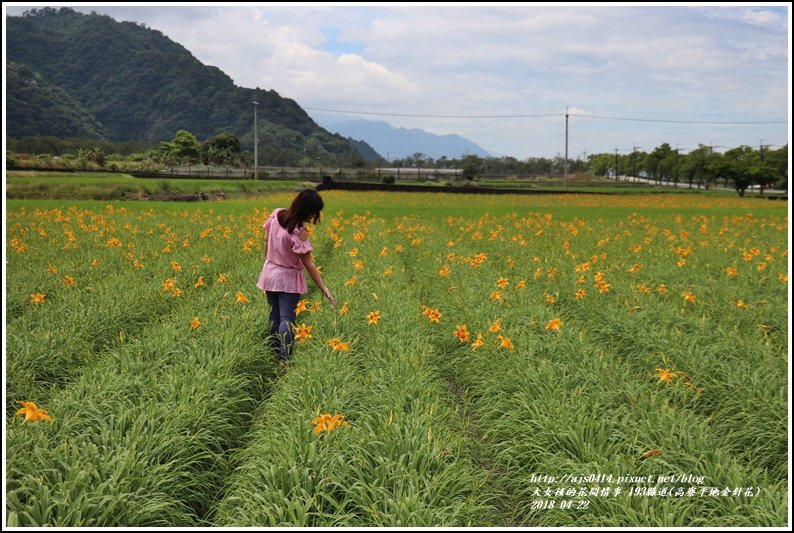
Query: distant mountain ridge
[
  {"left": 6, "top": 7, "right": 375, "bottom": 161},
  {"left": 316, "top": 118, "right": 491, "bottom": 160}
]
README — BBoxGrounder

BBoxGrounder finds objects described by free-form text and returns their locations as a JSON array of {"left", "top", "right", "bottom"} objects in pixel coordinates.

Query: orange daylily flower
[
  {"left": 236, "top": 291, "right": 249, "bottom": 304},
  {"left": 333, "top": 342, "right": 350, "bottom": 352},
  {"left": 367, "top": 310, "right": 381, "bottom": 325},
  {"left": 471, "top": 333, "right": 486, "bottom": 349},
  {"left": 654, "top": 368, "right": 682, "bottom": 383},
  {"left": 194, "top": 276, "right": 205, "bottom": 288},
  {"left": 293, "top": 323, "right": 313, "bottom": 343},
  {"left": 295, "top": 299, "right": 310, "bottom": 316},
  {"left": 189, "top": 316, "right": 202, "bottom": 330},
  {"left": 338, "top": 302, "right": 350, "bottom": 316},
  {"left": 497, "top": 277, "right": 509, "bottom": 288},
  {"left": 488, "top": 319, "right": 502, "bottom": 333},
  {"left": 496, "top": 335, "right": 514, "bottom": 349},
  {"left": 425, "top": 308, "right": 442, "bottom": 323},
  {"left": 312, "top": 413, "right": 349, "bottom": 435},
  {"left": 682, "top": 291, "right": 696, "bottom": 303},
  {"left": 545, "top": 318, "right": 563, "bottom": 332},
  {"left": 454, "top": 324, "right": 470, "bottom": 343},
  {"left": 29, "top": 293, "right": 46, "bottom": 304},
  {"left": 16, "top": 401, "right": 52, "bottom": 423},
  {"left": 640, "top": 449, "right": 662, "bottom": 459},
  {"left": 327, "top": 338, "right": 349, "bottom": 351}
]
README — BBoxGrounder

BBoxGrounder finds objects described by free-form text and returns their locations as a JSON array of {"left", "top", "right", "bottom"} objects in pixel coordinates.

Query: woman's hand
[{"left": 324, "top": 288, "right": 338, "bottom": 307}]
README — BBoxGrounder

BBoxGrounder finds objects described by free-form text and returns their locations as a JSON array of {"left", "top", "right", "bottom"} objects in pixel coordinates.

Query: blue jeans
[{"left": 266, "top": 291, "right": 301, "bottom": 361}]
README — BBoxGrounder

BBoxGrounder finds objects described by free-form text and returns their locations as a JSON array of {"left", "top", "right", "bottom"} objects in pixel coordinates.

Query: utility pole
[
  {"left": 632, "top": 145, "right": 640, "bottom": 182},
  {"left": 564, "top": 106, "right": 569, "bottom": 191},
  {"left": 759, "top": 139, "right": 765, "bottom": 162},
  {"left": 614, "top": 148, "right": 619, "bottom": 181},
  {"left": 252, "top": 99, "right": 259, "bottom": 179}
]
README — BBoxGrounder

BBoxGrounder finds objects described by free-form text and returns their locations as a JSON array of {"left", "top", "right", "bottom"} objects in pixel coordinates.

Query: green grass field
[
  {"left": 9, "top": 170, "right": 776, "bottom": 201},
  {"left": 5, "top": 171, "right": 307, "bottom": 200},
  {"left": 5, "top": 190, "right": 789, "bottom": 526}
]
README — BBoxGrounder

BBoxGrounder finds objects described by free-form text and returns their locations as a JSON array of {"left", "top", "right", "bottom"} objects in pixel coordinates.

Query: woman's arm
[{"left": 299, "top": 251, "right": 337, "bottom": 307}]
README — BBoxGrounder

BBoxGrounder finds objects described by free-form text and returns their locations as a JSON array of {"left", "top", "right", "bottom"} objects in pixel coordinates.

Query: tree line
[
  {"left": 7, "top": 132, "right": 788, "bottom": 196},
  {"left": 587, "top": 143, "right": 787, "bottom": 196}
]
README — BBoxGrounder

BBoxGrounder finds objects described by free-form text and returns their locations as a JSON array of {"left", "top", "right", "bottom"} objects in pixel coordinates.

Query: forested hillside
[{"left": 6, "top": 7, "right": 377, "bottom": 160}]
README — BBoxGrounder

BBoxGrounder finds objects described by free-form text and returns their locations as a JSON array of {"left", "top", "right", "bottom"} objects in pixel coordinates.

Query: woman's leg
[
  {"left": 271, "top": 292, "right": 300, "bottom": 361},
  {"left": 277, "top": 292, "right": 301, "bottom": 360},
  {"left": 265, "top": 291, "right": 281, "bottom": 355}
]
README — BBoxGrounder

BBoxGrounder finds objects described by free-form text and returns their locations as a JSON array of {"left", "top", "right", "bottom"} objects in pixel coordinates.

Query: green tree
[
  {"left": 460, "top": 154, "right": 482, "bottom": 180},
  {"left": 678, "top": 145, "right": 711, "bottom": 189},
  {"left": 723, "top": 146, "right": 757, "bottom": 197},
  {"left": 646, "top": 143, "right": 673, "bottom": 182},
  {"left": 750, "top": 164, "right": 780, "bottom": 196},
  {"left": 763, "top": 145, "right": 788, "bottom": 193},
  {"left": 588, "top": 153, "right": 612, "bottom": 177},
  {"left": 159, "top": 129, "right": 200, "bottom": 164},
  {"left": 201, "top": 132, "right": 241, "bottom": 166}
]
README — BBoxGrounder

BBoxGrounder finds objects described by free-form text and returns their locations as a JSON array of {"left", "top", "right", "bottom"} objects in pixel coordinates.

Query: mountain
[
  {"left": 343, "top": 138, "right": 382, "bottom": 161},
  {"left": 6, "top": 61, "right": 109, "bottom": 139},
  {"left": 315, "top": 118, "right": 491, "bottom": 160},
  {"left": 5, "top": 7, "right": 375, "bottom": 161}
]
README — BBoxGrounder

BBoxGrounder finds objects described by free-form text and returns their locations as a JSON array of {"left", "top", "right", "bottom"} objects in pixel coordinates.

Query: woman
[{"left": 256, "top": 189, "right": 337, "bottom": 369}]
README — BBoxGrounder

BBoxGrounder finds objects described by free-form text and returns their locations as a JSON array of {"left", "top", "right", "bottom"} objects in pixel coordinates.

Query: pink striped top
[{"left": 256, "top": 208, "right": 312, "bottom": 294}]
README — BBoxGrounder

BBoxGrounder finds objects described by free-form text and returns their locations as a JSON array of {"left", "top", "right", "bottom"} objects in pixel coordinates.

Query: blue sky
[{"left": 4, "top": 3, "right": 790, "bottom": 159}]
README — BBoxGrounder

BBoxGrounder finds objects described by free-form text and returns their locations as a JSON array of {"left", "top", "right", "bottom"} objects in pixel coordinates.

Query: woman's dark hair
[{"left": 277, "top": 189, "right": 324, "bottom": 234}]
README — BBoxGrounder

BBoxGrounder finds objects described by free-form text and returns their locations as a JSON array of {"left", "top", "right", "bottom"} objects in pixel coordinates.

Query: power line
[
  {"left": 304, "top": 106, "right": 559, "bottom": 119},
  {"left": 572, "top": 114, "right": 785, "bottom": 125},
  {"left": 305, "top": 105, "right": 786, "bottom": 124}
]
